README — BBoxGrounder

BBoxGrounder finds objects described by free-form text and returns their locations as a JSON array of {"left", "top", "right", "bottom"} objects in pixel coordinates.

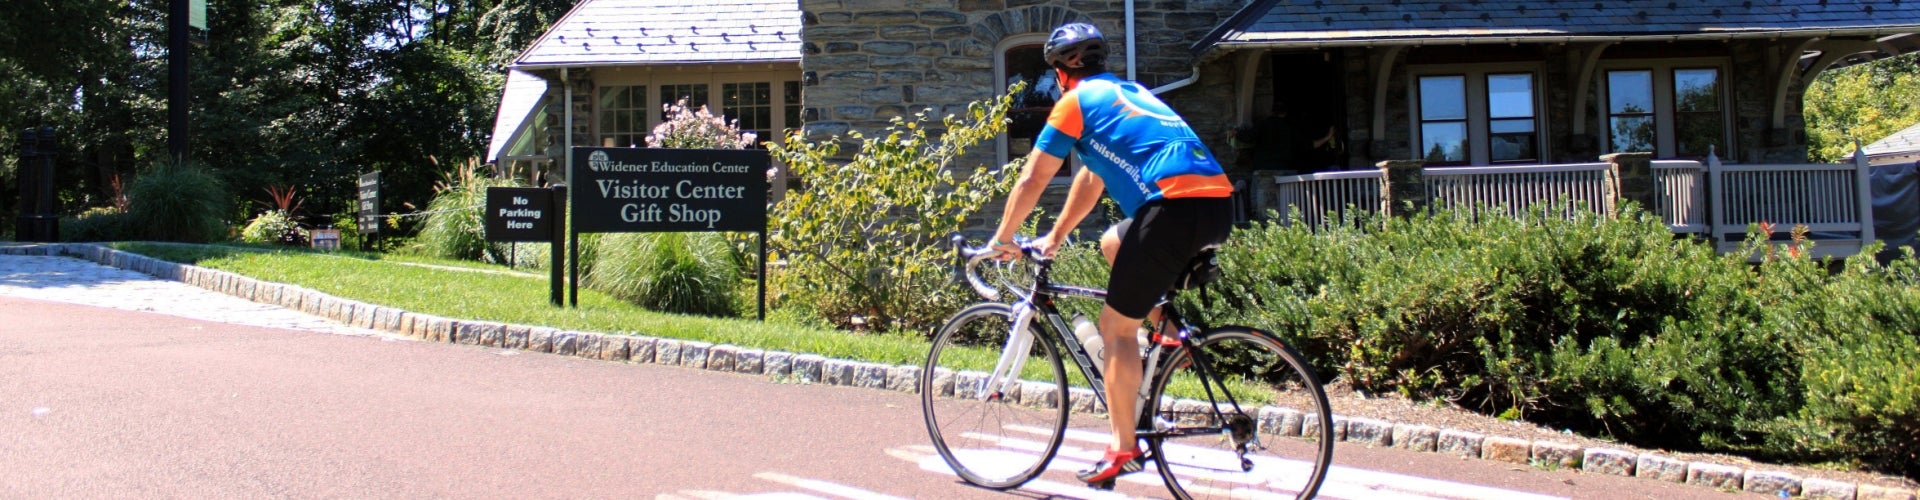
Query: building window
[
  {"left": 1607, "top": 70, "right": 1656, "bottom": 154},
  {"left": 1418, "top": 75, "right": 1469, "bottom": 164},
  {"left": 784, "top": 80, "right": 802, "bottom": 138},
  {"left": 1410, "top": 66, "right": 1545, "bottom": 166},
  {"left": 1672, "top": 68, "right": 1723, "bottom": 158},
  {"left": 598, "top": 85, "right": 648, "bottom": 148},
  {"left": 659, "top": 83, "right": 710, "bottom": 122},
  {"left": 723, "top": 82, "right": 772, "bottom": 148},
  {"left": 1600, "top": 60, "right": 1731, "bottom": 160},
  {"left": 999, "top": 39, "right": 1071, "bottom": 179},
  {"left": 1486, "top": 73, "right": 1538, "bottom": 163}
]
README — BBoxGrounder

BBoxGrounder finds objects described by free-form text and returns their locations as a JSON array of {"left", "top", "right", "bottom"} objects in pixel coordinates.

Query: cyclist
[{"left": 987, "top": 22, "right": 1235, "bottom": 487}]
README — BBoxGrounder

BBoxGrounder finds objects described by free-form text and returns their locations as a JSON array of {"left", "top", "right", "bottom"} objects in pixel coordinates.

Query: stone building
[{"left": 489, "top": 0, "right": 1920, "bottom": 205}]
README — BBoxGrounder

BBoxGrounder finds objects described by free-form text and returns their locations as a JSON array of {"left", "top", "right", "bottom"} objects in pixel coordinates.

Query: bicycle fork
[{"left": 979, "top": 302, "right": 1039, "bottom": 400}]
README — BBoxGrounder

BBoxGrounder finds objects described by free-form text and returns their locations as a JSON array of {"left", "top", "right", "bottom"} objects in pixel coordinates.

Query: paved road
[{"left": 0, "top": 254, "right": 1765, "bottom": 498}]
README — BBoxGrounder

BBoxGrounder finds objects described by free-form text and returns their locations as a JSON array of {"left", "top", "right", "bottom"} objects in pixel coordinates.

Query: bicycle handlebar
[{"left": 950, "top": 233, "right": 1044, "bottom": 301}]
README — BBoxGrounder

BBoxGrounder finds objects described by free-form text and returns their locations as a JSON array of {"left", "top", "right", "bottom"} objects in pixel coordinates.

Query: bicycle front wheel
[
  {"left": 1146, "top": 326, "right": 1334, "bottom": 500},
  {"left": 920, "top": 302, "right": 1070, "bottom": 489}
]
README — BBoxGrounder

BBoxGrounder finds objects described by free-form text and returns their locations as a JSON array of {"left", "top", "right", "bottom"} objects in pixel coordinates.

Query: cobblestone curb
[{"left": 9, "top": 242, "right": 1915, "bottom": 500}]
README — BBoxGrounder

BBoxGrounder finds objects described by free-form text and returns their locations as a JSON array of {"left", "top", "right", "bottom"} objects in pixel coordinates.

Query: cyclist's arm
[
  {"left": 990, "top": 149, "right": 1066, "bottom": 248},
  {"left": 1044, "top": 167, "right": 1104, "bottom": 250}
]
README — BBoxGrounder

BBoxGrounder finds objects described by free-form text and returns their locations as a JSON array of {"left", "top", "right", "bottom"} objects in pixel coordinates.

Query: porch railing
[
  {"left": 1706, "top": 151, "right": 1875, "bottom": 258},
  {"left": 1265, "top": 149, "right": 1874, "bottom": 259}
]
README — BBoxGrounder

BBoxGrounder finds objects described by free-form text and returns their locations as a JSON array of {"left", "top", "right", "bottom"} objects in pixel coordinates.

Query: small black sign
[
  {"left": 569, "top": 147, "right": 769, "bottom": 233},
  {"left": 485, "top": 187, "right": 556, "bottom": 242},
  {"left": 358, "top": 172, "right": 380, "bottom": 234}
]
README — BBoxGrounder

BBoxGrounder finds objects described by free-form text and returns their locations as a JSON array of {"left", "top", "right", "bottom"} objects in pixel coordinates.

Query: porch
[{"left": 1245, "top": 149, "right": 1880, "bottom": 260}]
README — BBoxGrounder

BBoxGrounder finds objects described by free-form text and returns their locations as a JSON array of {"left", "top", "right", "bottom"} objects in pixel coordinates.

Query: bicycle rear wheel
[
  {"left": 920, "top": 302, "right": 1070, "bottom": 489},
  {"left": 1146, "top": 326, "right": 1334, "bottom": 500}
]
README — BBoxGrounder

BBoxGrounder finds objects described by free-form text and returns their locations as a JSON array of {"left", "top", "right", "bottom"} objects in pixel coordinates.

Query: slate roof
[
  {"left": 512, "top": 0, "right": 802, "bottom": 68},
  {"left": 1199, "top": 0, "right": 1920, "bottom": 55},
  {"left": 1865, "top": 121, "right": 1920, "bottom": 157},
  {"left": 486, "top": 70, "right": 550, "bottom": 163}
]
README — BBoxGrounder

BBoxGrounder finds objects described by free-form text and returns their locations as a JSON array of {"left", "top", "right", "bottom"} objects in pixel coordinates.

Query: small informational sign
[
  {"left": 189, "top": 0, "right": 207, "bottom": 30},
  {"left": 310, "top": 229, "right": 341, "bottom": 251},
  {"left": 485, "top": 187, "right": 556, "bottom": 242},
  {"left": 357, "top": 171, "right": 380, "bottom": 235},
  {"left": 569, "top": 147, "right": 769, "bottom": 233}
]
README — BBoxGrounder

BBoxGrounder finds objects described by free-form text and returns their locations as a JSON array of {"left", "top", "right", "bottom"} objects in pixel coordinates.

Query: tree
[{"left": 1805, "top": 53, "right": 1920, "bottom": 163}]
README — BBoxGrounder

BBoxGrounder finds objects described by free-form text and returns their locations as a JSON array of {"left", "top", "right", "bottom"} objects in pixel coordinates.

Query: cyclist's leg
[
  {"left": 1085, "top": 199, "right": 1218, "bottom": 484},
  {"left": 1102, "top": 223, "right": 1169, "bottom": 335}
]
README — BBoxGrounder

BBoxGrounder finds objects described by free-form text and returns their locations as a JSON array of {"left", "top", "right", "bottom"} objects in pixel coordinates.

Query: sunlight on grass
[{"left": 114, "top": 242, "right": 928, "bottom": 366}]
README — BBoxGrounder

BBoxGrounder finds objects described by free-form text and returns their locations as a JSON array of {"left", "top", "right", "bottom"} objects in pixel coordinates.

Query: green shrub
[
  {"left": 1176, "top": 201, "right": 1920, "bottom": 476},
  {"left": 586, "top": 232, "right": 740, "bottom": 317},
  {"left": 767, "top": 89, "right": 1019, "bottom": 334},
  {"left": 1188, "top": 202, "right": 1812, "bottom": 452},
  {"left": 125, "top": 161, "right": 230, "bottom": 243},
  {"left": 1759, "top": 245, "right": 1920, "bottom": 477},
  {"left": 60, "top": 206, "right": 134, "bottom": 242},
  {"left": 240, "top": 210, "right": 307, "bottom": 245}
]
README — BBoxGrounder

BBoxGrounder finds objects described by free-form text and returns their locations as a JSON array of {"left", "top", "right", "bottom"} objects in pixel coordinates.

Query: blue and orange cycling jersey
[{"left": 1034, "top": 73, "right": 1233, "bottom": 218}]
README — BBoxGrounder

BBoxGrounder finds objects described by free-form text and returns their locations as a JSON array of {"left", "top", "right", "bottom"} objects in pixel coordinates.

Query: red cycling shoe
[{"left": 1076, "top": 447, "right": 1145, "bottom": 489}]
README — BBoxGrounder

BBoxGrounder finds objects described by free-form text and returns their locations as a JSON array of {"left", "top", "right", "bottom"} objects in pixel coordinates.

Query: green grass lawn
[{"left": 113, "top": 242, "right": 933, "bottom": 367}]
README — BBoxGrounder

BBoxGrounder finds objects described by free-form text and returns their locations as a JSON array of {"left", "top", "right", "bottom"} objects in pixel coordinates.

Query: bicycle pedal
[{"left": 1087, "top": 479, "right": 1116, "bottom": 490}]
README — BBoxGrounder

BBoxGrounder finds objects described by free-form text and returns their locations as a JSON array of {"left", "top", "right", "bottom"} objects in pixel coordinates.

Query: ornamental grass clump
[
  {"left": 414, "top": 158, "right": 519, "bottom": 261},
  {"left": 126, "top": 160, "right": 229, "bottom": 243}
]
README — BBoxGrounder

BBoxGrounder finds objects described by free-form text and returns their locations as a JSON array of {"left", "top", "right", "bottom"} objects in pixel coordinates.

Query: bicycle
[{"left": 920, "top": 234, "right": 1335, "bottom": 499}]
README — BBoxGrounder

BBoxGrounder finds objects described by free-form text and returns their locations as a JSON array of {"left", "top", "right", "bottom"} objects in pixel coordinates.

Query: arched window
[{"left": 997, "top": 35, "right": 1072, "bottom": 181}]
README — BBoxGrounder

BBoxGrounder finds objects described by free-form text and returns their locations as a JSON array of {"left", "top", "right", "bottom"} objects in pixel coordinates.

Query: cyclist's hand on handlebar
[
  {"left": 1035, "top": 234, "right": 1065, "bottom": 259},
  {"left": 990, "top": 236, "right": 1021, "bottom": 262}
]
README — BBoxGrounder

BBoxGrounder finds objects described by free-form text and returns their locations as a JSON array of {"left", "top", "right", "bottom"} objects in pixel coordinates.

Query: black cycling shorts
[{"left": 1106, "top": 196, "right": 1234, "bottom": 319}]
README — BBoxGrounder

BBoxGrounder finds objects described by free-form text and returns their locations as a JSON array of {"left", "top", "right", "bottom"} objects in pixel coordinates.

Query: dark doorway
[{"left": 1267, "top": 51, "right": 1349, "bottom": 171}]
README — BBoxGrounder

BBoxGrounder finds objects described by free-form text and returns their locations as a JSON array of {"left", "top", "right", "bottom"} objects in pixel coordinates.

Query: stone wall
[{"left": 798, "top": 0, "right": 1251, "bottom": 166}]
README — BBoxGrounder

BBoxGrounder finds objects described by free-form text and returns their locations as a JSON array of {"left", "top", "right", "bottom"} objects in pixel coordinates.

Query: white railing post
[
  {"left": 1855, "top": 141, "right": 1876, "bottom": 251},
  {"left": 1707, "top": 148, "right": 1727, "bottom": 252}
]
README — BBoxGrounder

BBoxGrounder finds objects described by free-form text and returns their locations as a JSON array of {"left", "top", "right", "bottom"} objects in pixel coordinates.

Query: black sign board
[
  {"left": 567, "top": 147, "right": 772, "bottom": 319},
  {"left": 485, "top": 187, "right": 556, "bottom": 242},
  {"left": 357, "top": 172, "right": 380, "bottom": 234},
  {"left": 570, "top": 147, "right": 769, "bottom": 233}
]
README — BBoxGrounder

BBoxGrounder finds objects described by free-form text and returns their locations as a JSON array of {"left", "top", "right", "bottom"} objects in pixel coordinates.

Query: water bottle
[{"left": 1072, "top": 314, "right": 1105, "bottom": 362}]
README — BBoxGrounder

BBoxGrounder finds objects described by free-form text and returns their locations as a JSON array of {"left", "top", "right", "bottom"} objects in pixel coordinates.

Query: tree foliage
[
  {"left": 1805, "top": 53, "right": 1920, "bottom": 163},
  {"left": 767, "top": 91, "right": 1020, "bottom": 333},
  {"left": 1, "top": 0, "right": 578, "bottom": 234}
]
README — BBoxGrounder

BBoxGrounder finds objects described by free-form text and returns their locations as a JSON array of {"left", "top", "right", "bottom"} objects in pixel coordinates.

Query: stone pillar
[
  {"left": 1378, "top": 159, "right": 1426, "bottom": 218},
  {"left": 1601, "top": 152, "right": 1653, "bottom": 216}
]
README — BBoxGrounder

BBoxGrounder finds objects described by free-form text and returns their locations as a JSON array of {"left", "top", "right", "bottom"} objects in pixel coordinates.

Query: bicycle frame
[{"left": 954, "top": 235, "right": 1245, "bottom": 431}]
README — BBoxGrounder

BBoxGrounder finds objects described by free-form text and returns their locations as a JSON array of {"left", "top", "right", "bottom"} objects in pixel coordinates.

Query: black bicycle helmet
[{"left": 1043, "top": 23, "right": 1107, "bottom": 70}]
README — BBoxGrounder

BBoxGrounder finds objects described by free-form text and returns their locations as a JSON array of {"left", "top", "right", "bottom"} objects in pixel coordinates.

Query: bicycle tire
[
  {"left": 920, "top": 302, "right": 1071, "bottom": 489},
  {"left": 1145, "top": 326, "right": 1334, "bottom": 500}
]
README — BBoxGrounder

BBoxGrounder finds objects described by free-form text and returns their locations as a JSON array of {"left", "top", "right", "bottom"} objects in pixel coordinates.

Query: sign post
[
  {"left": 569, "top": 147, "right": 771, "bottom": 318},
  {"left": 485, "top": 186, "right": 568, "bottom": 306},
  {"left": 358, "top": 171, "right": 380, "bottom": 250}
]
